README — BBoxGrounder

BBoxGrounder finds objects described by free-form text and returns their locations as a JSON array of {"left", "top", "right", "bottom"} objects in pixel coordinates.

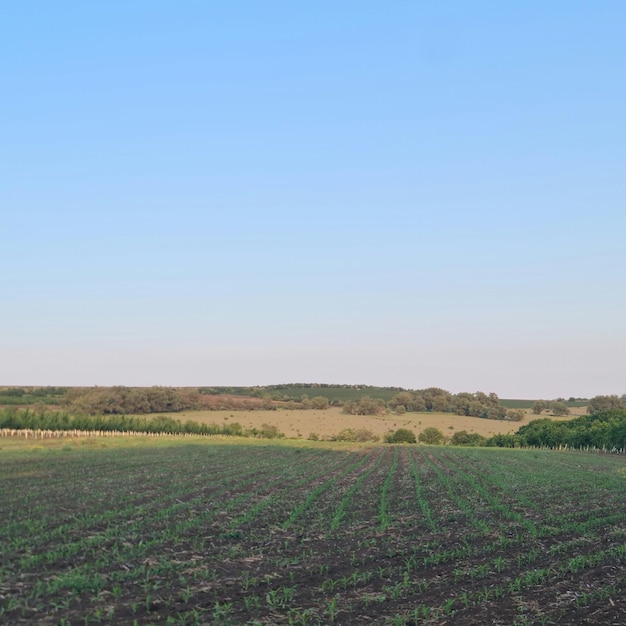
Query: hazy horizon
[{"left": 2, "top": 3, "right": 625, "bottom": 399}]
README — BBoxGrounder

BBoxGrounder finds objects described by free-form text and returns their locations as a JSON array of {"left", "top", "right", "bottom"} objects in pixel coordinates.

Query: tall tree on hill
[{"left": 587, "top": 395, "right": 624, "bottom": 414}]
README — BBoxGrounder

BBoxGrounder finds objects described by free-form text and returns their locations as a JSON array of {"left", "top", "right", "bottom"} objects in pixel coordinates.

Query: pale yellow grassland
[{"left": 170, "top": 406, "right": 581, "bottom": 440}]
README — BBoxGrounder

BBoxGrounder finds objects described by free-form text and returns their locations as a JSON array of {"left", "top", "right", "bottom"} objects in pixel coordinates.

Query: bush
[
  {"left": 385, "top": 428, "right": 416, "bottom": 444},
  {"left": 244, "top": 423, "right": 284, "bottom": 439},
  {"left": 486, "top": 433, "right": 522, "bottom": 448},
  {"left": 353, "top": 428, "right": 379, "bottom": 442},
  {"left": 551, "top": 402, "right": 570, "bottom": 416},
  {"left": 310, "top": 396, "right": 330, "bottom": 410},
  {"left": 507, "top": 409, "right": 526, "bottom": 422},
  {"left": 418, "top": 427, "right": 444, "bottom": 445},
  {"left": 332, "top": 428, "right": 380, "bottom": 442},
  {"left": 450, "top": 430, "right": 487, "bottom": 446},
  {"left": 332, "top": 428, "right": 357, "bottom": 441}
]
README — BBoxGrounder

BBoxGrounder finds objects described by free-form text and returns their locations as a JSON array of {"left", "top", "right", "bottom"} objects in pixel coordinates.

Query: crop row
[{"left": 1, "top": 442, "right": 625, "bottom": 624}]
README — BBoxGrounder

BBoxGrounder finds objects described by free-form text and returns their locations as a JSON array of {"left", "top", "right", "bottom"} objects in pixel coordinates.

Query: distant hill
[
  {"left": 0, "top": 384, "right": 592, "bottom": 415},
  {"left": 199, "top": 383, "right": 408, "bottom": 403}
]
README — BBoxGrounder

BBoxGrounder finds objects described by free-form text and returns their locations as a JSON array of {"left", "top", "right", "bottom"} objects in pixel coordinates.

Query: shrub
[
  {"left": 244, "top": 423, "right": 284, "bottom": 439},
  {"left": 332, "top": 428, "right": 357, "bottom": 441},
  {"left": 385, "top": 428, "right": 416, "bottom": 444},
  {"left": 507, "top": 409, "right": 526, "bottom": 422},
  {"left": 486, "top": 433, "right": 522, "bottom": 448},
  {"left": 332, "top": 428, "right": 379, "bottom": 442},
  {"left": 310, "top": 396, "right": 330, "bottom": 410},
  {"left": 418, "top": 427, "right": 444, "bottom": 445},
  {"left": 354, "top": 428, "right": 379, "bottom": 442},
  {"left": 551, "top": 402, "right": 570, "bottom": 416},
  {"left": 450, "top": 430, "right": 487, "bottom": 446}
]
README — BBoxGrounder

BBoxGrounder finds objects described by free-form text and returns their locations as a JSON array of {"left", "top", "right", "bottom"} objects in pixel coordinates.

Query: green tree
[
  {"left": 310, "top": 396, "right": 329, "bottom": 410},
  {"left": 422, "top": 388, "right": 451, "bottom": 412},
  {"left": 388, "top": 391, "right": 413, "bottom": 410},
  {"left": 342, "top": 396, "right": 385, "bottom": 415},
  {"left": 451, "top": 392, "right": 473, "bottom": 415},
  {"left": 407, "top": 395, "right": 427, "bottom": 412},
  {"left": 516, "top": 418, "right": 568, "bottom": 448},
  {"left": 532, "top": 401, "right": 546, "bottom": 415},
  {"left": 551, "top": 402, "right": 570, "bottom": 416}
]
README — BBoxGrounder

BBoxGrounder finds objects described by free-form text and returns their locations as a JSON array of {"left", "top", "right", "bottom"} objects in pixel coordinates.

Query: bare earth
[{"left": 172, "top": 406, "right": 582, "bottom": 440}]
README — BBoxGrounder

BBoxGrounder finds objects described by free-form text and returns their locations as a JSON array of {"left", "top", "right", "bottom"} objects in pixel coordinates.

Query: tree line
[
  {"left": 531, "top": 395, "right": 626, "bottom": 416},
  {"left": 487, "top": 409, "right": 626, "bottom": 450},
  {"left": 0, "top": 408, "right": 284, "bottom": 439},
  {"left": 342, "top": 389, "right": 525, "bottom": 421},
  {"left": 3, "top": 385, "right": 625, "bottom": 427},
  {"left": 59, "top": 386, "right": 523, "bottom": 420},
  {"left": 62, "top": 386, "right": 203, "bottom": 415}
]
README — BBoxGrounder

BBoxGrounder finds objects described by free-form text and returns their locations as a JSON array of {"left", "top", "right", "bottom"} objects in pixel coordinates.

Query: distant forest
[{"left": 0, "top": 384, "right": 622, "bottom": 422}]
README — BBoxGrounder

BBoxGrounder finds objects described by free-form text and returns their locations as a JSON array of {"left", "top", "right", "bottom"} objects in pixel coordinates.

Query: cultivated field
[
  {"left": 168, "top": 407, "right": 581, "bottom": 440},
  {"left": 2, "top": 438, "right": 625, "bottom": 624}
]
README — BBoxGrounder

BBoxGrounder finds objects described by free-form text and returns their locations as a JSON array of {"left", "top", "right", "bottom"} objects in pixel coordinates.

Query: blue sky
[{"left": 2, "top": 2, "right": 625, "bottom": 397}]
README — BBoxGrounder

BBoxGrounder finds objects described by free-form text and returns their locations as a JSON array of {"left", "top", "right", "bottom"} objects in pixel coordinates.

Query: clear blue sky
[{"left": 2, "top": 2, "right": 625, "bottom": 398}]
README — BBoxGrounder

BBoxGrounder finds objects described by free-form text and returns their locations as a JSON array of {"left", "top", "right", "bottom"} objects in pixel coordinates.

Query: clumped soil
[{"left": 1, "top": 442, "right": 625, "bottom": 625}]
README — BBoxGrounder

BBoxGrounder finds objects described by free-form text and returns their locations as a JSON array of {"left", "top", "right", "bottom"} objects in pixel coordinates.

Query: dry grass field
[{"left": 169, "top": 406, "right": 584, "bottom": 440}]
